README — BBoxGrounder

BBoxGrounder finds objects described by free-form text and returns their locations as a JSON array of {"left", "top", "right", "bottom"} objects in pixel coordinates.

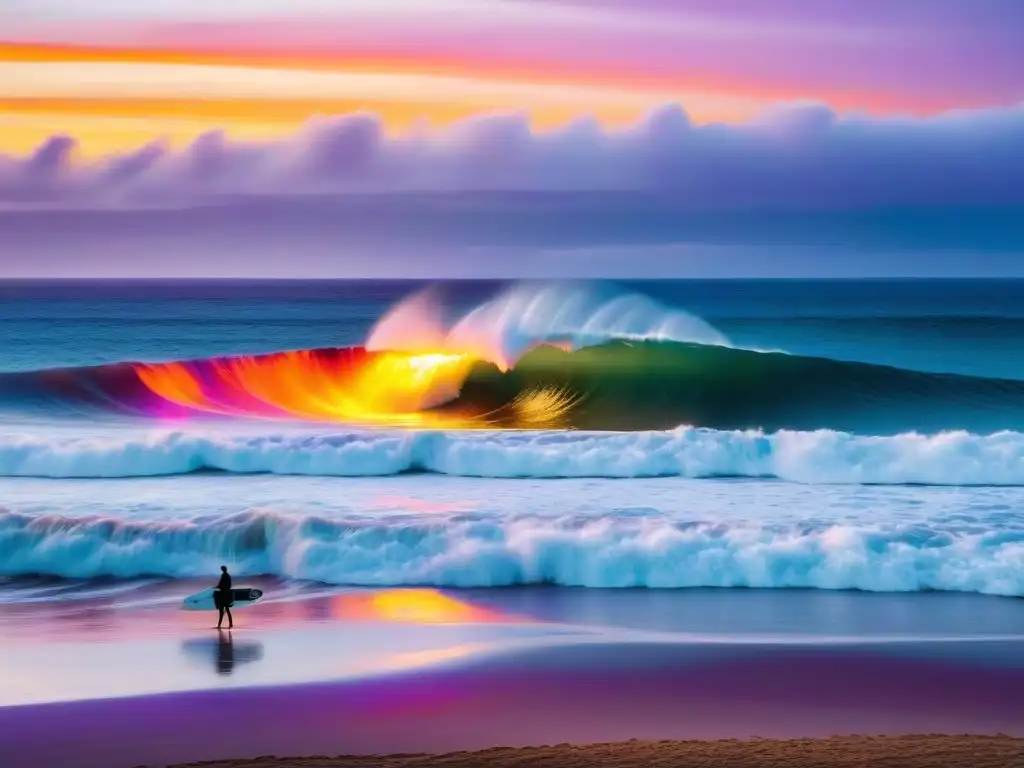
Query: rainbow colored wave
[
  {"left": 5, "top": 333, "right": 1024, "bottom": 434},
  {"left": 130, "top": 347, "right": 578, "bottom": 428}
]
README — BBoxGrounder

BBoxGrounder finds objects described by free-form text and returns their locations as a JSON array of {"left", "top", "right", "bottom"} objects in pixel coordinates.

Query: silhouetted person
[{"left": 215, "top": 565, "right": 233, "bottom": 629}]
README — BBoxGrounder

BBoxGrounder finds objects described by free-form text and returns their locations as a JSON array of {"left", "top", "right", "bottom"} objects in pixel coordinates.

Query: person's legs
[
  {"left": 215, "top": 591, "right": 224, "bottom": 628},
  {"left": 225, "top": 605, "right": 233, "bottom": 628}
]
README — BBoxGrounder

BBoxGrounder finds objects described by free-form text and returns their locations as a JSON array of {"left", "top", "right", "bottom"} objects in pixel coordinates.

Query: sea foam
[
  {"left": 2, "top": 507, "right": 1022, "bottom": 595},
  {"left": 2, "top": 427, "right": 1024, "bottom": 484}
]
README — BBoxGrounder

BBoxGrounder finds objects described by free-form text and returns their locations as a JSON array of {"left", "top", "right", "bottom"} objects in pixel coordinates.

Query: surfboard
[{"left": 181, "top": 587, "right": 264, "bottom": 611}]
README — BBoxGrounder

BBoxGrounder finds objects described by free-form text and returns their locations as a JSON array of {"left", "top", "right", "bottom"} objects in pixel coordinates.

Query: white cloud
[{"left": 1, "top": 101, "right": 1021, "bottom": 209}]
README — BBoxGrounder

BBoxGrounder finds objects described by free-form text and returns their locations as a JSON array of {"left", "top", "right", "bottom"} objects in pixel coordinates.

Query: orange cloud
[
  {"left": 0, "top": 41, "right": 746, "bottom": 156},
  {"left": 0, "top": 96, "right": 649, "bottom": 134},
  {"left": 0, "top": 39, "right": 967, "bottom": 158},
  {"left": 0, "top": 41, "right": 956, "bottom": 115}
]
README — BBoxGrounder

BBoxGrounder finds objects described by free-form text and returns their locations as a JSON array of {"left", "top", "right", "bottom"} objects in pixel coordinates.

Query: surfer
[{"left": 214, "top": 565, "right": 234, "bottom": 629}]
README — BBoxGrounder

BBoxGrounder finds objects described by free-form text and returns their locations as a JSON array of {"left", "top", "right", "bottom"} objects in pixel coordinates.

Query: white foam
[
  {"left": 3, "top": 426, "right": 1024, "bottom": 484},
  {"left": 2, "top": 506, "right": 1022, "bottom": 596},
  {"left": 367, "top": 282, "right": 730, "bottom": 370}
]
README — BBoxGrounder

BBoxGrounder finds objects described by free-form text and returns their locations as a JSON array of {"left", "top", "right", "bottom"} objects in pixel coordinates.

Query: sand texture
[{"left": 166, "top": 735, "right": 1024, "bottom": 768}]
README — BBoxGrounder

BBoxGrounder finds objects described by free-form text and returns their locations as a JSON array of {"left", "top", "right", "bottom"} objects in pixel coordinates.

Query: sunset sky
[
  {"left": 1, "top": 1, "right": 1022, "bottom": 276},
  {"left": 3, "top": 0, "right": 1022, "bottom": 156}
]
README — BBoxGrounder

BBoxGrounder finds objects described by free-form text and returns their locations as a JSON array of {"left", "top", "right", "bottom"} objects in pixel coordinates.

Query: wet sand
[
  {"left": 167, "top": 735, "right": 1024, "bottom": 768},
  {"left": 4, "top": 640, "right": 1024, "bottom": 768},
  {"left": 3, "top": 587, "right": 1024, "bottom": 768}
]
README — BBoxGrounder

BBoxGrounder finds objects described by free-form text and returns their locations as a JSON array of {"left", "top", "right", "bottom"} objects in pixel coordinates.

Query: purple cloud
[
  {"left": 510, "top": 0, "right": 1024, "bottom": 104},
  {"left": 2, "top": 103, "right": 1023, "bottom": 211}
]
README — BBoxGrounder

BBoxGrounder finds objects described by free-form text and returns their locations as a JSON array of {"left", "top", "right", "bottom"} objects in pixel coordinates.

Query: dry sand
[{"left": 168, "top": 735, "right": 1024, "bottom": 768}]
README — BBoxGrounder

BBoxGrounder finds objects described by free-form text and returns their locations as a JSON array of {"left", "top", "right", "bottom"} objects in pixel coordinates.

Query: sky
[{"left": 1, "top": 0, "right": 1022, "bottom": 277}]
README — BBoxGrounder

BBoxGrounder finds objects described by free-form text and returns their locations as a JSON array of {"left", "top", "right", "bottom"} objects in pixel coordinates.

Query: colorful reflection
[{"left": 331, "top": 589, "right": 516, "bottom": 625}]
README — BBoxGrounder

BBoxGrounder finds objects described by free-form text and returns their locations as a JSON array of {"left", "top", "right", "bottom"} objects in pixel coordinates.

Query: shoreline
[
  {"left": 165, "top": 735, "right": 1024, "bottom": 768},
  {"left": 3, "top": 588, "right": 1024, "bottom": 767},
  {"left": 4, "top": 638, "right": 1024, "bottom": 768}
]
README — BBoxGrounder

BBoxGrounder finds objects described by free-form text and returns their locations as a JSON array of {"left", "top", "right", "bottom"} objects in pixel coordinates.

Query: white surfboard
[{"left": 181, "top": 587, "right": 264, "bottom": 611}]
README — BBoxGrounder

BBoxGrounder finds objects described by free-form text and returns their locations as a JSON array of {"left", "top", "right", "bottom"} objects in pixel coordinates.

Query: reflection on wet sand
[
  {"left": 384, "top": 642, "right": 495, "bottom": 674},
  {"left": 8, "top": 639, "right": 1024, "bottom": 768},
  {"left": 6, "top": 585, "right": 1024, "bottom": 715},
  {"left": 330, "top": 589, "right": 517, "bottom": 624},
  {"left": 0, "top": 585, "right": 522, "bottom": 645},
  {"left": 181, "top": 631, "right": 265, "bottom": 676}
]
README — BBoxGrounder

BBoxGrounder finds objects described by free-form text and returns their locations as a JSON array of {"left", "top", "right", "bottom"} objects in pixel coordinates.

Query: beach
[
  {"left": 166, "top": 736, "right": 1024, "bottom": 768},
  {"left": 2, "top": 587, "right": 1024, "bottom": 768}
]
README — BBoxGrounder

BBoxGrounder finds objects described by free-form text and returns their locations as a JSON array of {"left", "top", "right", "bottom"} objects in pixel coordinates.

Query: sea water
[{"left": 1, "top": 279, "right": 1024, "bottom": 598}]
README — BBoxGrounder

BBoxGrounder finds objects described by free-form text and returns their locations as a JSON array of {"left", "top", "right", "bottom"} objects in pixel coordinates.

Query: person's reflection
[
  {"left": 181, "top": 632, "right": 264, "bottom": 676},
  {"left": 216, "top": 629, "right": 235, "bottom": 675}
]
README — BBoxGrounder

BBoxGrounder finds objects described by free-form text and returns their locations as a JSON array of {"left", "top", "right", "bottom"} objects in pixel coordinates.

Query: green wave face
[{"left": 442, "top": 341, "right": 1024, "bottom": 434}]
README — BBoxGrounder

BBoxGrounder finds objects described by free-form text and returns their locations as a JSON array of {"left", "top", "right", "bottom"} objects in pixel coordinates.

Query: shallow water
[{"left": 2, "top": 585, "right": 1023, "bottom": 706}]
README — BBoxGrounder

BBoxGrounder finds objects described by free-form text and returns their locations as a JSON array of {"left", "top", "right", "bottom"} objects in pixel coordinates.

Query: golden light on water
[
  {"left": 331, "top": 589, "right": 514, "bottom": 624},
  {"left": 509, "top": 386, "right": 581, "bottom": 428}
]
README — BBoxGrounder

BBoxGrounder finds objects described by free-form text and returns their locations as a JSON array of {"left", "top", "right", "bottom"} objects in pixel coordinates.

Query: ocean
[{"left": 2, "top": 278, "right": 1024, "bottom": 598}]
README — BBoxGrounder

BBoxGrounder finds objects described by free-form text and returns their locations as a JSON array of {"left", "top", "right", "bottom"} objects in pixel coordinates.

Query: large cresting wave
[
  {"left": 2, "top": 507, "right": 1022, "bottom": 596},
  {"left": 3, "top": 282, "right": 1024, "bottom": 433},
  {"left": 3, "top": 340, "right": 1024, "bottom": 433}
]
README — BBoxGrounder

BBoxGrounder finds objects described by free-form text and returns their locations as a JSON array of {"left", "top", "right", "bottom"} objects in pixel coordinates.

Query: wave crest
[
  {"left": 445, "top": 282, "right": 730, "bottom": 370},
  {"left": 4, "top": 427, "right": 1024, "bottom": 484},
  {"left": 2, "top": 507, "right": 1022, "bottom": 596}
]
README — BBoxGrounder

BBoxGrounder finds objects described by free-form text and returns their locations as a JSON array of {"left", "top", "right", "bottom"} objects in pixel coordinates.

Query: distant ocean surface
[{"left": 2, "top": 279, "right": 1024, "bottom": 597}]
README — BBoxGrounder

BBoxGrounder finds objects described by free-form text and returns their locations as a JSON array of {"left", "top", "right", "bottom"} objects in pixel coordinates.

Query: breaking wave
[
  {"left": 3, "top": 340, "right": 1024, "bottom": 433},
  {"left": 4, "top": 427, "right": 1024, "bottom": 484},
  {"left": 2, "top": 507, "right": 1022, "bottom": 596},
  {"left": 3, "top": 281, "right": 1024, "bottom": 433}
]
